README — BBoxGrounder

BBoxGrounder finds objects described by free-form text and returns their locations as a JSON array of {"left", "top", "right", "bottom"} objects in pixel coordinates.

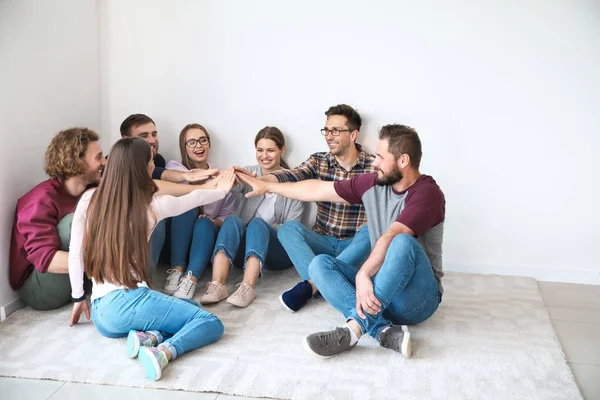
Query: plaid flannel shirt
[{"left": 271, "top": 144, "right": 376, "bottom": 239}]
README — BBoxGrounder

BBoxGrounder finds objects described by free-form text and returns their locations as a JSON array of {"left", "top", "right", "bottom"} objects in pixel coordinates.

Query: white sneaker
[
  {"left": 164, "top": 269, "right": 182, "bottom": 295},
  {"left": 173, "top": 271, "right": 197, "bottom": 299}
]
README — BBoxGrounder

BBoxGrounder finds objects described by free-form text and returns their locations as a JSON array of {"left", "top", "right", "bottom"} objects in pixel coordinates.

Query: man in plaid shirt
[{"left": 252, "top": 104, "right": 376, "bottom": 312}]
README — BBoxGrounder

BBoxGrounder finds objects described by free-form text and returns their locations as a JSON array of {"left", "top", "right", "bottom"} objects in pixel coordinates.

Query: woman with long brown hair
[
  {"left": 68, "top": 137, "right": 236, "bottom": 381},
  {"left": 199, "top": 126, "right": 304, "bottom": 307},
  {"left": 162, "top": 123, "right": 236, "bottom": 299}
]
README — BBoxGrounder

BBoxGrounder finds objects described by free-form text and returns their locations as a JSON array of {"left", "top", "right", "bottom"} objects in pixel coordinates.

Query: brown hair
[
  {"left": 83, "top": 137, "right": 158, "bottom": 289},
  {"left": 179, "top": 123, "right": 211, "bottom": 170},
  {"left": 254, "top": 126, "right": 289, "bottom": 169},
  {"left": 44, "top": 127, "right": 100, "bottom": 180},
  {"left": 120, "top": 114, "right": 155, "bottom": 137},
  {"left": 325, "top": 104, "right": 362, "bottom": 133},
  {"left": 378, "top": 124, "right": 422, "bottom": 168}
]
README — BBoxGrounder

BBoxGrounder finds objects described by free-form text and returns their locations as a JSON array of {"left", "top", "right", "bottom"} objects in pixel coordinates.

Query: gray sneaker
[
  {"left": 303, "top": 327, "right": 355, "bottom": 359},
  {"left": 379, "top": 325, "right": 412, "bottom": 358}
]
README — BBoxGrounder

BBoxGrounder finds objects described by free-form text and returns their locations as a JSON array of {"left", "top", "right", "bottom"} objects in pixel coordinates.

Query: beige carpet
[{"left": 0, "top": 267, "right": 582, "bottom": 400}]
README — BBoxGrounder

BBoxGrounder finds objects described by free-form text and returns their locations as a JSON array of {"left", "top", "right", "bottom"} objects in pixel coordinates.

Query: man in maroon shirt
[{"left": 9, "top": 128, "right": 106, "bottom": 310}]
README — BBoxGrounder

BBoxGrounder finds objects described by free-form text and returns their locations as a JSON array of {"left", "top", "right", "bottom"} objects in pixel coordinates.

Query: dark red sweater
[{"left": 9, "top": 179, "right": 80, "bottom": 289}]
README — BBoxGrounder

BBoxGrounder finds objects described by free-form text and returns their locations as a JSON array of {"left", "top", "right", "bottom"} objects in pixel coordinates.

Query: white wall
[
  {"left": 0, "top": 0, "right": 100, "bottom": 310},
  {"left": 101, "top": 0, "right": 600, "bottom": 284}
]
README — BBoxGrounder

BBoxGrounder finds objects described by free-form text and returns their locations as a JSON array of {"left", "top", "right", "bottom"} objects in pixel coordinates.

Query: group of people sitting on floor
[{"left": 9, "top": 104, "right": 446, "bottom": 380}]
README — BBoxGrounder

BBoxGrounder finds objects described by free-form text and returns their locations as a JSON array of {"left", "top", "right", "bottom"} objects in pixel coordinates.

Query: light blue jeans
[
  {"left": 277, "top": 220, "right": 371, "bottom": 280},
  {"left": 213, "top": 215, "right": 292, "bottom": 271},
  {"left": 92, "top": 287, "right": 224, "bottom": 360},
  {"left": 308, "top": 234, "right": 441, "bottom": 338},
  {"left": 171, "top": 208, "right": 218, "bottom": 280}
]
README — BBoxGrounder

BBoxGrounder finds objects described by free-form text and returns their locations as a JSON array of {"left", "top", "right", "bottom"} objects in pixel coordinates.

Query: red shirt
[{"left": 9, "top": 179, "right": 80, "bottom": 289}]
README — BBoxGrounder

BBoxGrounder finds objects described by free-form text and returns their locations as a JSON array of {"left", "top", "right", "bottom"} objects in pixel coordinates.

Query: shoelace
[
  {"left": 177, "top": 272, "right": 195, "bottom": 295},
  {"left": 318, "top": 328, "right": 349, "bottom": 348},
  {"left": 166, "top": 269, "right": 180, "bottom": 285},
  {"left": 205, "top": 281, "right": 221, "bottom": 295},
  {"left": 235, "top": 283, "right": 251, "bottom": 298}
]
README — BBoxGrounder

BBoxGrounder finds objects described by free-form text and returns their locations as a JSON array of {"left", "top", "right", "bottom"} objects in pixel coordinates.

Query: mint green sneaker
[
  {"left": 138, "top": 346, "right": 169, "bottom": 381},
  {"left": 126, "top": 330, "right": 156, "bottom": 359}
]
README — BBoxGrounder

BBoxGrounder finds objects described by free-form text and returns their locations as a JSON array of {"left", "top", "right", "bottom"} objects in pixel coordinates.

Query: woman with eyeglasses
[
  {"left": 68, "top": 137, "right": 236, "bottom": 380},
  {"left": 163, "top": 124, "right": 237, "bottom": 299},
  {"left": 198, "top": 126, "right": 304, "bottom": 307}
]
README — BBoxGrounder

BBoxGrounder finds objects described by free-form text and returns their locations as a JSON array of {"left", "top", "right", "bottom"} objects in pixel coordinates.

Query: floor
[{"left": 0, "top": 280, "right": 598, "bottom": 400}]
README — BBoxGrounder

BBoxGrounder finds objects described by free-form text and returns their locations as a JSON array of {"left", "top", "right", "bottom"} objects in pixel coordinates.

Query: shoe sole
[
  {"left": 163, "top": 288, "right": 177, "bottom": 295},
  {"left": 302, "top": 336, "right": 332, "bottom": 360},
  {"left": 138, "top": 347, "right": 162, "bottom": 381},
  {"left": 226, "top": 296, "right": 254, "bottom": 308},
  {"left": 173, "top": 292, "right": 195, "bottom": 300},
  {"left": 279, "top": 294, "right": 297, "bottom": 313},
  {"left": 401, "top": 331, "right": 412, "bottom": 358},
  {"left": 126, "top": 330, "right": 140, "bottom": 359},
  {"left": 199, "top": 296, "right": 227, "bottom": 305}
]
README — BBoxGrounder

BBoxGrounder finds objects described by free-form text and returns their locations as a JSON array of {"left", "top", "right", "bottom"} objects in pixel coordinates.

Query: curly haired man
[{"left": 9, "top": 128, "right": 106, "bottom": 310}]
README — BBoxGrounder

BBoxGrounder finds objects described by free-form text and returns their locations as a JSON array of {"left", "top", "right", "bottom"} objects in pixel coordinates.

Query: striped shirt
[{"left": 270, "top": 144, "right": 376, "bottom": 239}]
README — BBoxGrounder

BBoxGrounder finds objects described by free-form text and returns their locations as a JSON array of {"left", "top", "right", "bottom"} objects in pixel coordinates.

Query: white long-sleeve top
[{"left": 68, "top": 187, "right": 227, "bottom": 302}]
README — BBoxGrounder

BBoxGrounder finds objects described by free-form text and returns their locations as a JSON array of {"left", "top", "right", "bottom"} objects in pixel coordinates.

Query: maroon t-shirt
[
  {"left": 334, "top": 173, "right": 445, "bottom": 237},
  {"left": 9, "top": 179, "right": 80, "bottom": 289}
]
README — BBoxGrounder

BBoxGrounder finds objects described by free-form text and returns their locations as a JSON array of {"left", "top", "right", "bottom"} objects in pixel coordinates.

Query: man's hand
[
  {"left": 69, "top": 300, "right": 91, "bottom": 327},
  {"left": 235, "top": 172, "right": 270, "bottom": 197},
  {"left": 355, "top": 271, "right": 381, "bottom": 319},
  {"left": 183, "top": 168, "right": 219, "bottom": 184}
]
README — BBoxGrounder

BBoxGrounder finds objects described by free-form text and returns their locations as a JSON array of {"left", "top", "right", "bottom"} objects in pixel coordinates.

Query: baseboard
[
  {"left": 444, "top": 263, "right": 600, "bottom": 285},
  {"left": 0, "top": 296, "right": 26, "bottom": 322}
]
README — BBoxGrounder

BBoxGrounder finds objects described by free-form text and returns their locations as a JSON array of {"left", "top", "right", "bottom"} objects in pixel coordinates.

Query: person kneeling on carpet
[
  {"left": 237, "top": 124, "right": 445, "bottom": 359},
  {"left": 67, "top": 137, "right": 236, "bottom": 380}
]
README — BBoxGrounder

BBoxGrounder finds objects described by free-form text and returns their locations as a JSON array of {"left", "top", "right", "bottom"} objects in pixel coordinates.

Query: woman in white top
[
  {"left": 198, "top": 127, "right": 304, "bottom": 308},
  {"left": 68, "top": 137, "right": 236, "bottom": 381}
]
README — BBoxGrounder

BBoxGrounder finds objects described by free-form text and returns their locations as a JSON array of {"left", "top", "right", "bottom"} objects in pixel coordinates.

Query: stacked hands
[{"left": 184, "top": 166, "right": 266, "bottom": 198}]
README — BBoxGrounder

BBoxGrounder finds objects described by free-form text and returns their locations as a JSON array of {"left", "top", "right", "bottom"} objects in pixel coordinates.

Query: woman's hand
[
  {"left": 69, "top": 300, "right": 91, "bottom": 327},
  {"left": 183, "top": 168, "right": 220, "bottom": 184},
  {"left": 215, "top": 167, "right": 236, "bottom": 193}
]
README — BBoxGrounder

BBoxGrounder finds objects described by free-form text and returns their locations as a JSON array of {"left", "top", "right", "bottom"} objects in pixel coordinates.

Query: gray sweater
[{"left": 235, "top": 165, "right": 304, "bottom": 229}]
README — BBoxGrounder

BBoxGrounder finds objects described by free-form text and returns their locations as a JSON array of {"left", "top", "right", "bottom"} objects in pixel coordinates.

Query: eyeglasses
[
  {"left": 320, "top": 128, "right": 350, "bottom": 137},
  {"left": 185, "top": 137, "right": 209, "bottom": 148}
]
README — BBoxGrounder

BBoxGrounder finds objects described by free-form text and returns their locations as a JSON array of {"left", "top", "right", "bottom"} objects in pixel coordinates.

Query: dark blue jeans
[{"left": 171, "top": 208, "right": 218, "bottom": 280}]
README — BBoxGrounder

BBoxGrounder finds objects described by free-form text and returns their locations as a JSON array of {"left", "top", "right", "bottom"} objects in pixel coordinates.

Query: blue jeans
[
  {"left": 213, "top": 216, "right": 292, "bottom": 272},
  {"left": 171, "top": 208, "right": 218, "bottom": 280},
  {"left": 308, "top": 234, "right": 441, "bottom": 339},
  {"left": 91, "top": 287, "right": 224, "bottom": 360},
  {"left": 170, "top": 208, "right": 199, "bottom": 268},
  {"left": 149, "top": 219, "right": 166, "bottom": 273},
  {"left": 277, "top": 220, "right": 371, "bottom": 281}
]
